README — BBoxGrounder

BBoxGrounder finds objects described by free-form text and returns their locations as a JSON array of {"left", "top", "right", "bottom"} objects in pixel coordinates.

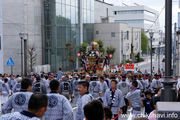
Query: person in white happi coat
[
  {"left": 0, "top": 75, "right": 3, "bottom": 109},
  {"left": 8, "top": 75, "right": 16, "bottom": 93},
  {"left": 46, "top": 75, "right": 54, "bottom": 93},
  {"left": 117, "top": 75, "right": 130, "bottom": 114},
  {"left": 1, "top": 78, "right": 10, "bottom": 104},
  {"left": 103, "top": 79, "right": 125, "bottom": 120},
  {"left": 2, "top": 78, "right": 33, "bottom": 114},
  {"left": 44, "top": 80, "right": 74, "bottom": 120},
  {"left": 32, "top": 76, "right": 47, "bottom": 94},
  {"left": 89, "top": 76, "right": 102, "bottom": 99},
  {"left": 150, "top": 75, "right": 162, "bottom": 93},
  {"left": 12, "top": 77, "right": 22, "bottom": 93},
  {"left": 76, "top": 81, "right": 94, "bottom": 120},
  {"left": 99, "top": 76, "right": 108, "bottom": 100},
  {"left": 1, "top": 94, "right": 48, "bottom": 120},
  {"left": 72, "top": 76, "right": 80, "bottom": 105},
  {"left": 59, "top": 76, "right": 73, "bottom": 100},
  {"left": 143, "top": 75, "right": 150, "bottom": 91},
  {"left": 57, "top": 68, "right": 63, "bottom": 81},
  {"left": 126, "top": 80, "right": 142, "bottom": 119}
]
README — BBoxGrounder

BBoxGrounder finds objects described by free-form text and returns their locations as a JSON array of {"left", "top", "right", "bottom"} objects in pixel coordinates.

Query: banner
[{"left": 125, "top": 64, "right": 134, "bottom": 70}]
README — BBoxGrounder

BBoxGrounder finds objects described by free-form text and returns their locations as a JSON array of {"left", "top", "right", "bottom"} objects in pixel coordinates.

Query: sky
[{"left": 105, "top": 0, "right": 180, "bottom": 32}]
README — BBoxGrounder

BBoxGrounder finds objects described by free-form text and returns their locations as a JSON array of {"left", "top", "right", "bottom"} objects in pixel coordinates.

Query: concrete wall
[
  {"left": 94, "top": 1, "right": 114, "bottom": 23},
  {"left": 94, "top": 22, "right": 141, "bottom": 65},
  {"left": 0, "top": 0, "right": 3, "bottom": 74},
  {"left": 94, "top": 23, "right": 121, "bottom": 64},
  {"left": 131, "top": 27, "right": 142, "bottom": 55},
  {"left": 2, "top": 0, "right": 42, "bottom": 75}
]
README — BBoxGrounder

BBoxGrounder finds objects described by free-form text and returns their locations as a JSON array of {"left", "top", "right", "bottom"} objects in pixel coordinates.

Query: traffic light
[{"left": 131, "top": 44, "right": 133, "bottom": 54}]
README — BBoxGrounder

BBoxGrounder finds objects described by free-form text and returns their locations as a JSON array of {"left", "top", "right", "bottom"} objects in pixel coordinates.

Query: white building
[
  {"left": 1, "top": 0, "right": 43, "bottom": 75},
  {"left": 94, "top": 0, "right": 161, "bottom": 50},
  {"left": 113, "top": 6, "right": 160, "bottom": 47},
  {"left": 94, "top": 22, "right": 141, "bottom": 64}
]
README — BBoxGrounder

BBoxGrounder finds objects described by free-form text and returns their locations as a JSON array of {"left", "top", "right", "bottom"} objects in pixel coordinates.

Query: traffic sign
[
  {"left": 7, "top": 57, "right": 15, "bottom": 66},
  {"left": 131, "top": 53, "right": 134, "bottom": 56}
]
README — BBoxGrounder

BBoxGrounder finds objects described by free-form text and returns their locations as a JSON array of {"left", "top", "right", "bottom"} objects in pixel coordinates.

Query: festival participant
[
  {"left": 1, "top": 94, "right": 48, "bottom": 120},
  {"left": 126, "top": 80, "right": 142, "bottom": 118},
  {"left": 2, "top": 78, "right": 33, "bottom": 114},
  {"left": 117, "top": 75, "right": 130, "bottom": 114},
  {"left": 89, "top": 75, "right": 102, "bottom": 99},
  {"left": 44, "top": 80, "right": 74, "bottom": 120},
  {"left": 76, "top": 81, "right": 94, "bottom": 120},
  {"left": 103, "top": 79, "right": 125, "bottom": 120}
]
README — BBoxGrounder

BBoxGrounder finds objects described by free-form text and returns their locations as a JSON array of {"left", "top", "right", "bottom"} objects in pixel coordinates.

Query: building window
[
  {"left": 96, "top": 31, "right": 99, "bottom": 34},
  {"left": 126, "top": 43, "right": 129, "bottom": 50},
  {"left": 114, "top": 11, "right": 117, "bottom": 15},
  {"left": 116, "top": 10, "right": 143, "bottom": 15},
  {"left": 144, "top": 10, "right": 156, "bottom": 17},
  {"left": 136, "top": 42, "right": 138, "bottom": 49},
  {"left": 127, "top": 31, "right": 129, "bottom": 40},
  {"left": 135, "top": 32, "right": 138, "bottom": 40},
  {"left": 115, "top": 19, "right": 144, "bottom": 24},
  {"left": 111, "top": 32, "right": 115, "bottom": 37}
]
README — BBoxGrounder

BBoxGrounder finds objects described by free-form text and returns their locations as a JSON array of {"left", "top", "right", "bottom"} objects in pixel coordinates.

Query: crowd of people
[{"left": 0, "top": 67, "right": 180, "bottom": 120}]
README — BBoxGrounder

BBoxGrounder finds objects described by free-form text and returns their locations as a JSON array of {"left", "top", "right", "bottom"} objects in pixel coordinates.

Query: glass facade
[
  {"left": 83, "top": 0, "right": 94, "bottom": 43},
  {"left": 44, "top": 0, "right": 94, "bottom": 72}
]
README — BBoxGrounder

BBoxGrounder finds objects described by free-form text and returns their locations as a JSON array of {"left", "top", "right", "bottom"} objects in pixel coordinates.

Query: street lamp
[
  {"left": 160, "top": 0, "right": 176, "bottom": 102},
  {"left": 19, "top": 31, "right": 24, "bottom": 78},
  {"left": 158, "top": 42, "right": 161, "bottom": 73},
  {"left": 149, "top": 30, "right": 154, "bottom": 81}
]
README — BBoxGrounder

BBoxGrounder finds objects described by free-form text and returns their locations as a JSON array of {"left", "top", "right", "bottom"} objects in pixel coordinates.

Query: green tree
[
  {"left": 94, "top": 39, "right": 106, "bottom": 54},
  {"left": 65, "top": 40, "right": 76, "bottom": 68},
  {"left": 79, "top": 42, "right": 89, "bottom": 54},
  {"left": 106, "top": 46, "right": 116, "bottom": 57},
  {"left": 135, "top": 52, "right": 140, "bottom": 62},
  {"left": 141, "top": 30, "right": 149, "bottom": 53},
  {"left": 106, "top": 46, "right": 116, "bottom": 64}
]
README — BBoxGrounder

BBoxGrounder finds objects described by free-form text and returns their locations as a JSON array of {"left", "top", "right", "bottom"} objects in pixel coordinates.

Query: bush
[
  {"left": 126, "top": 59, "right": 132, "bottom": 63},
  {"left": 121, "top": 61, "right": 125, "bottom": 65},
  {"left": 139, "top": 58, "right": 144, "bottom": 62}
]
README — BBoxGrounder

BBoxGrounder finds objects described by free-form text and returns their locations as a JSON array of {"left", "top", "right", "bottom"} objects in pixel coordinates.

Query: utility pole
[
  {"left": 173, "top": 23, "right": 177, "bottom": 77},
  {"left": 161, "top": 0, "right": 176, "bottom": 101},
  {"left": 158, "top": 42, "right": 160, "bottom": 73}
]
